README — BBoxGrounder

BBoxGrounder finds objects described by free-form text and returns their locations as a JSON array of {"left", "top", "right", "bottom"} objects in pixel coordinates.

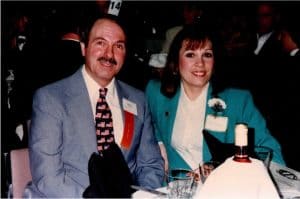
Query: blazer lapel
[
  {"left": 205, "top": 84, "right": 214, "bottom": 116},
  {"left": 164, "top": 88, "right": 181, "bottom": 145}
]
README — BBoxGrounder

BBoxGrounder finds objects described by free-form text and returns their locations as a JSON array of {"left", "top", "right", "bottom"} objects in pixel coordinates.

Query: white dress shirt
[
  {"left": 171, "top": 82, "right": 209, "bottom": 170},
  {"left": 254, "top": 31, "right": 273, "bottom": 55},
  {"left": 254, "top": 31, "right": 299, "bottom": 56},
  {"left": 82, "top": 66, "right": 124, "bottom": 145}
]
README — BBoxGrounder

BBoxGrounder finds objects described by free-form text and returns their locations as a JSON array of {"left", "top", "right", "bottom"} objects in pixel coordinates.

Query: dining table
[{"left": 132, "top": 158, "right": 300, "bottom": 199}]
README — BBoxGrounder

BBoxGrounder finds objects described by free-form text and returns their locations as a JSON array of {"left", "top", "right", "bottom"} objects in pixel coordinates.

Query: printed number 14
[{"left": 110, "top": 1, "right": 121, "bottom": 10}]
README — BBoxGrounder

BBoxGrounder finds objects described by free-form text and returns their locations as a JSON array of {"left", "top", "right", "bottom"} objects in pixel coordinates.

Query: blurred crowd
[{"left": 2, "top": 1, "right": 300, "bottom": 197}]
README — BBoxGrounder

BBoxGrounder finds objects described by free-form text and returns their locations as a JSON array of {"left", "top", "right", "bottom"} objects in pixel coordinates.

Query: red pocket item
[{"left": 121, "top": 111, "right": 134, "bottom": 149}]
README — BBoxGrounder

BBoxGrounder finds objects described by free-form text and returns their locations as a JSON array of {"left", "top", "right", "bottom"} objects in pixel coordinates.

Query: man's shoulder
[
  {"left": 35, "top": 70, "right": 81, "bottom": 96},
  {"left": 116, "top": 80, "right": 145, "bottom": 100},
  {"left": 117, "top": 80, "right": 143, "bottom": 92}
]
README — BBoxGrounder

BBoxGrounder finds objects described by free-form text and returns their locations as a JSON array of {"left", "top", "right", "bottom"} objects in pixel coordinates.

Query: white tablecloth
[
  {"left": 132, "top": 158, "right": 300, "bottom": 199},
  {"left": 194, "top": 156, "right": 280, "bottom": 199}
]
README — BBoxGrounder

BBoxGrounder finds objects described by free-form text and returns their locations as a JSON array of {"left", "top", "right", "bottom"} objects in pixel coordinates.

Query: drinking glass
[
  {"left": 165, "top": 168, "right": 197, "bottom": 199},
  {"left": 199, "top": 161, "right": 220, "bottom": 183},
  {"left": 254, "top": 146, "right": 273, "bottom": 168}
]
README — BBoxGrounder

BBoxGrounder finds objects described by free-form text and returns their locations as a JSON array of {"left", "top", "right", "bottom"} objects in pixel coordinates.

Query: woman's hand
[{"left": 158, "top": 143, "right": 169, "bottom": 172}]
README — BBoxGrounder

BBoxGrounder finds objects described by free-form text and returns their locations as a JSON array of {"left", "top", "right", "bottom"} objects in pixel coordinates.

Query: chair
[{"left": 9, "top": 148, "right": 32, "bottom": 198}]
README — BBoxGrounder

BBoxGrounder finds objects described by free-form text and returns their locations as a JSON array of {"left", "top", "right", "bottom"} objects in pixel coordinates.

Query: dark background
[{"left": 1, "top": 2, "right": 300, "bottom": 196}]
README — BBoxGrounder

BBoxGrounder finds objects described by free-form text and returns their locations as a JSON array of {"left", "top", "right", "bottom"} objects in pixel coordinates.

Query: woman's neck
[{"left": 182, "top": 82, "right": 207, "bottom": 101}]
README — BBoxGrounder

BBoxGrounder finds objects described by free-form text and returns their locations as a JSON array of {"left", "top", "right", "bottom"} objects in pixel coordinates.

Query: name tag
[
  {"left": 122, "top": 98, "right": 137, "bottom": 116},
  {"left": 204, "top": 114, "right": 228, "bottom": 132}
]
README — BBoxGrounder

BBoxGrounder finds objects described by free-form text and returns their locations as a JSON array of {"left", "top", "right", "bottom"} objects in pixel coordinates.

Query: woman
[{"left": 145, "top": 24, "right": 285, "bottom": 171}]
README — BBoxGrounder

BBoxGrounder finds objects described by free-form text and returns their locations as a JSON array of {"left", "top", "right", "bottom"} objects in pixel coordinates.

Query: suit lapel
[
  {"left": 65, "top": 69, "right": 97, "bottom": 155},
  {"left": 115, "top": 81, "right": 127, "bottom": 124},
  {"left": 115, "top": 81, "right": 131, "bottom": 156}
]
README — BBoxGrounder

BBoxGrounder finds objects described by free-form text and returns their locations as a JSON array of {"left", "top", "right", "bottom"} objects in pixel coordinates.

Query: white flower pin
[{"left": 208, "top": 98, "right": 227, "bottom": 113}]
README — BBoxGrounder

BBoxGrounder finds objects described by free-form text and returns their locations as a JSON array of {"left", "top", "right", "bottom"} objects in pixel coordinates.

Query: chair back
[{"left": 10, "top": 148, "right": 32, "bottom": 198}]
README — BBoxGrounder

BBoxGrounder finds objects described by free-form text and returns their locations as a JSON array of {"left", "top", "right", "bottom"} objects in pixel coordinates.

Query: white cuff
[{"left": 290, "top": 48, "right": 299, "bottom": 56}]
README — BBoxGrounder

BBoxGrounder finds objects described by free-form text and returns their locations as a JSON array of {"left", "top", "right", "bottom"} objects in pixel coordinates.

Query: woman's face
[{"left": 178, "top": 39, "right": 214, "bottom": 90}]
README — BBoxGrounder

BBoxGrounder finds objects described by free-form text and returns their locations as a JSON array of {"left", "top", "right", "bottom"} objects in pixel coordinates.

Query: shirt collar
[
  {"left": 180, "top": 81, "right": 209, "bottom": 103},
  {"left": 257, "top": 31, "right": 273, "bottom": 40},
  {"left": 82, "top": 65, "right": 116, "bottom": 99}
]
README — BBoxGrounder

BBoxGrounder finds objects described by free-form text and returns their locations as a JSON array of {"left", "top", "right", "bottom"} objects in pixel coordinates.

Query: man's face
[
  {"left": 257, "top": 4, "right": 276, "bottom": 34},
  {"left": 82, "top": 19, "right": 126, "bottom": 87}
]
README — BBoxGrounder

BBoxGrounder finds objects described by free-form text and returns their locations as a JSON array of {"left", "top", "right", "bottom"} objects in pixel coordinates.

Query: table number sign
[{"left": 108, "top": 0, "right": 122, "bottom": 16}]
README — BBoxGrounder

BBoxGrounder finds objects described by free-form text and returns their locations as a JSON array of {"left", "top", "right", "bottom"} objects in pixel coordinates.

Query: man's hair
[{"left": 80, "top": 14, "right": 128, "bottom": 46}]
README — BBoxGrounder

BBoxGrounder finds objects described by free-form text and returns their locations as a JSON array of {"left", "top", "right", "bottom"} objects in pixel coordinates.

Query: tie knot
[{"left": 99, "top": 88, "right": 108, "bottom": 97}]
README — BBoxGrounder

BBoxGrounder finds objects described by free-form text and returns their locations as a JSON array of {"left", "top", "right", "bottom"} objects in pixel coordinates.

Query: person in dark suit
[
  {"left": 24, "top": 15, "right": 164, "bottom": 197},
  {"left": 241, "top": 2, "right": 300, "bottom": 171},
  {"left": 39, "top": 5, "right": 85, "bottom": 85}
]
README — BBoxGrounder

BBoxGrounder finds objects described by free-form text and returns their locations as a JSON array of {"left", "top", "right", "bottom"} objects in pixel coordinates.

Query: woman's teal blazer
[{"left": 145, "top": 79, "right": 285, "bottom": 170}]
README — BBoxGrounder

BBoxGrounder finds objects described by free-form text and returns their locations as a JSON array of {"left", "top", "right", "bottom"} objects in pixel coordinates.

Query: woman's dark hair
[{"left": 161, "top": 23, "right": 224, "bottom": 98}]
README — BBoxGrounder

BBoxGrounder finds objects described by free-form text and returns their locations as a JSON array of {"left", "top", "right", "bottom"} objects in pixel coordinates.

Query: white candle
[{"left": 235, "top": 124, "right": 248, "bottom": 146}]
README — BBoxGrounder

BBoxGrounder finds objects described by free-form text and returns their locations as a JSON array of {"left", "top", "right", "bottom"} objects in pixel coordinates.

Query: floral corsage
[{"left": 208, "top": 97, "right": 227, "bottom": 116}]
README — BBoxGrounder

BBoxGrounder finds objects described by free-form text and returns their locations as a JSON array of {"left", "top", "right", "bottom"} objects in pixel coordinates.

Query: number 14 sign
[{"left": 108, "top": 0, "right": 122, "bottom": 16}]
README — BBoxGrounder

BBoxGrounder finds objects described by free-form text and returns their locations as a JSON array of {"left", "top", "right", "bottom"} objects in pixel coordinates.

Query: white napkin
[
  {"left": 269, "top": 161, "right": 300, "bottom": 199},
  {"left": 15, "top": 124, "right": 24, "bottom": 141},
  {"left": 148, "top": 53, "right": 168, "bottom": 68},
  {"left": 194, "top": 156, "right": 280, "bottom": 199}
]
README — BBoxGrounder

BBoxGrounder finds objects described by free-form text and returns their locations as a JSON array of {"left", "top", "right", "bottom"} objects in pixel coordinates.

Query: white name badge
[
  {"left": 108, "top": 0, "right": 122, "bottom": 16},
  {"left": 122, "top": 98, "right": 137, "bottom": 116},
  {"left": 204, "top": 114, "right": 228, "bottom": 132}
]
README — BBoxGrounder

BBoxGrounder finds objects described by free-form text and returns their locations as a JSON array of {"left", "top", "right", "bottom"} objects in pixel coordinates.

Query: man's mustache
[{"left": 97, "top": 57, "right": 117, "bottom": 65}]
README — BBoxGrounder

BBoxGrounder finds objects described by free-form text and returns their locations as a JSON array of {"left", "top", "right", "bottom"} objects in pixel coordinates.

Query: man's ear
[{"left": 80, "top": 42, "right": 86, "bottom": 56}]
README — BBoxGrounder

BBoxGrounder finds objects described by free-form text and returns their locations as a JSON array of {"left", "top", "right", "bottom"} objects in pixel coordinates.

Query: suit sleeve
[
  {"left": 241, "top": 91, "right": 286, "bottom": 165},
  {"left": 28, "top": 88, "right": 84, "bottom": 197},
  {"left": 145, "top": 80, "right": 163, "bottom": 142},
  {"left": 134, "top": 94, "right": 164, "bottom": 189}
]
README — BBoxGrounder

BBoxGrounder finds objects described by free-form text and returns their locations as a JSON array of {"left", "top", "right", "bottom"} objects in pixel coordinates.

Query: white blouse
[{"left": 171, "top": 82, "right": 209, "bottom": 170}]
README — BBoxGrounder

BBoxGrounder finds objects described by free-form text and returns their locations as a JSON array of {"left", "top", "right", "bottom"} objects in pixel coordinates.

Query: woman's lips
[{"left": 192, "top": 71, "right": 206, "bottom": 77}]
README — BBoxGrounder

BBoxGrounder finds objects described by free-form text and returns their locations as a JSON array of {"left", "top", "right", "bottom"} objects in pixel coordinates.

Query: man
[
  {"left": 161, "top": 2, "right": 204, "bottom": 54},
  {"left": 25, "top": 15, "right": 164, "bottom": 197},
  {"left": 250, "top": 3, "right": 299, "bottom": 57}
]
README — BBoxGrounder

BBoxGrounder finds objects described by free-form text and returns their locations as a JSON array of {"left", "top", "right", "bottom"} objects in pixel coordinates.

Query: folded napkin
[
  {"left": 82, "top": 143, "right": 134, "bottom": 198},
  {"left": 269, "top": 161, "right": 300, "bottom": 199},
  {"left": 148, "top": 53, "right": 168, "bottom": 68},
  {"left": 203, "top": 130, "right": 235, "bottom": 163},
  {"left": 194, "top": 156, "right": 280, "bottom": 199}
]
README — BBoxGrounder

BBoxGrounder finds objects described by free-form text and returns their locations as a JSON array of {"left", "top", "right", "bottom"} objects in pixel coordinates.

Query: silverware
[{"left": 131, "top": 185, "right": 167, "bottom": 196}]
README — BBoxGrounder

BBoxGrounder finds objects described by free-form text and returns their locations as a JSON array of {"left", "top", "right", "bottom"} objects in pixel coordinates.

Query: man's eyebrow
[
  {"left": 115, "top": 40, "right": 126, "bottom": 44},
  {"left": 91, "top": 36, "right": 105, "bottom": 42},
  {"left": 91, "top": 37, "right": 125, "bottom": 44}
]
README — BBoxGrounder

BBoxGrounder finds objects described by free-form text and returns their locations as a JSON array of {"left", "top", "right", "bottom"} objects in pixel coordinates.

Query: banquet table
[{"left": 132, "top": 159, "right": 300, "bottom": 199}]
